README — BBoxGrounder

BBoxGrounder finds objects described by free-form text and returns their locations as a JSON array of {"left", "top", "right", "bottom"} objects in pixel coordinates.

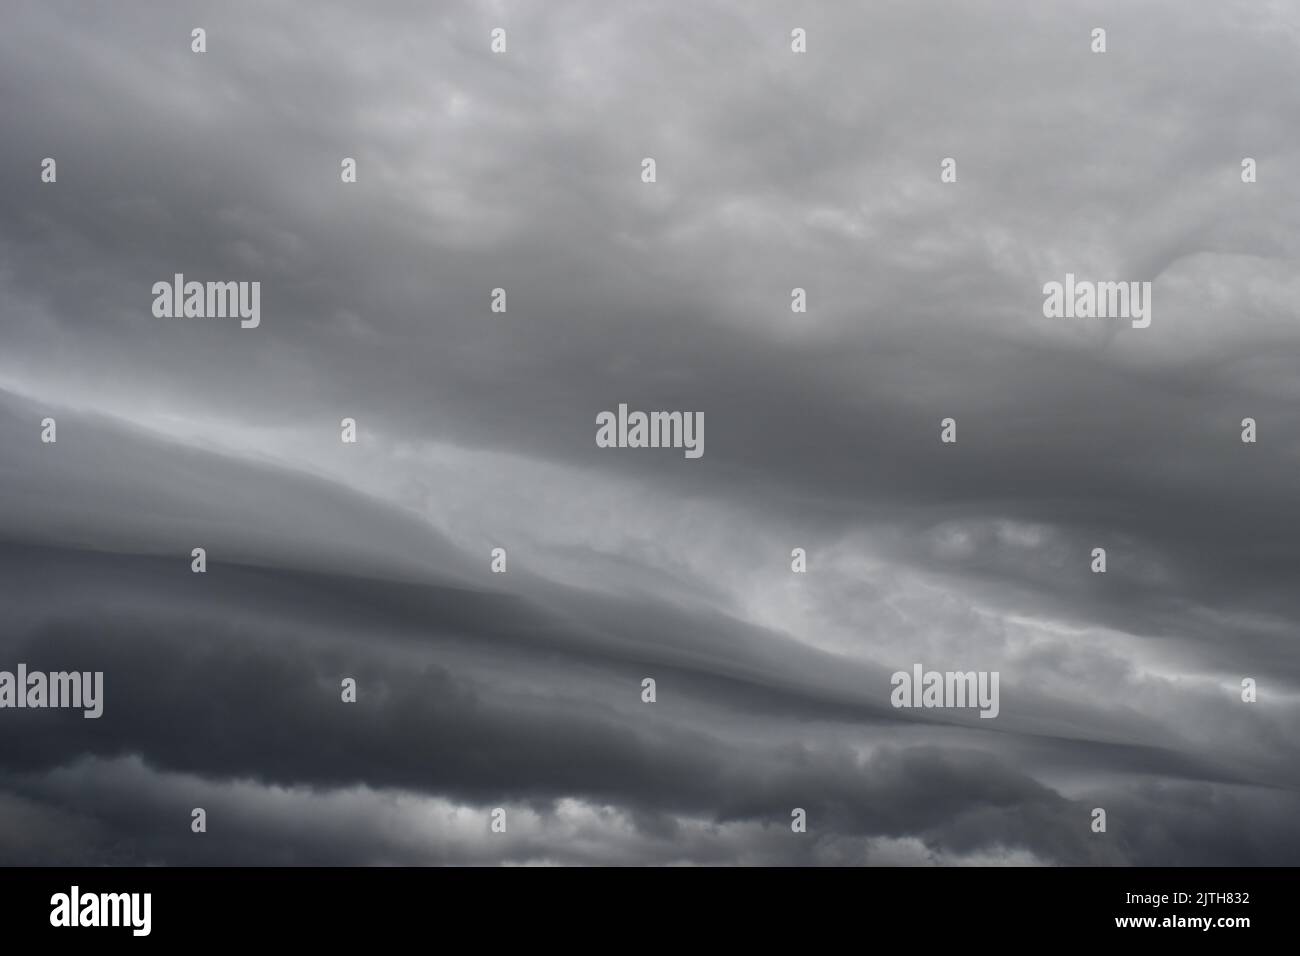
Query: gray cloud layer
[{"left": 1, "top": 0, "right": 1298, "bottom": 865}]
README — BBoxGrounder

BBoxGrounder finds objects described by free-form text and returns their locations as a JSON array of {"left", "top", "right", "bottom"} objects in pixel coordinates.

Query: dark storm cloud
[
  {"left": 2, "top": 392, "right": 1297, "bottom": 865},
  {"left": 1, "top": 0, "right": 1298, "bottom": 864}
]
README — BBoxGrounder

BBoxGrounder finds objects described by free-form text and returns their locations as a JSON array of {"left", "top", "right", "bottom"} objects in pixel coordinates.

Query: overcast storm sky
[{"left": 2, "top": 0, "right": 1299, "bottom": 865}]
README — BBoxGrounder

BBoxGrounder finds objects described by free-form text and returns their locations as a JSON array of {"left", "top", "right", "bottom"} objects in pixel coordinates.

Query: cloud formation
[{"left": 1, "top": 0, "right": 1298, "bottom": 865}]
